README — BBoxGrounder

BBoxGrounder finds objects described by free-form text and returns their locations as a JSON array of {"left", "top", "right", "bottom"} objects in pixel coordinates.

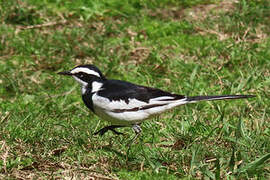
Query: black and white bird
[{"left": 58, "top": 64, "right": 254, "bottom": 141}]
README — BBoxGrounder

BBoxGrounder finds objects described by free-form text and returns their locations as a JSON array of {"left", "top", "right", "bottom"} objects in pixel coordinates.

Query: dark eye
[{"left": 78, "top": 73, "right": 84, "bottom": 78}]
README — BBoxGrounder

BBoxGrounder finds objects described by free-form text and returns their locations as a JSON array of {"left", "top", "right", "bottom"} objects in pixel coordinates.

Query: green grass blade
[{"left": 236, "top": 153, "right": 270, "bottom": 174}]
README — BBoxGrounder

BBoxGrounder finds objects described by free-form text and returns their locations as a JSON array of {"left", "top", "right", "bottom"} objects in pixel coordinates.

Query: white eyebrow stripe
[{"left": 71, "top": 67, "right": 100, "bottom": 77}]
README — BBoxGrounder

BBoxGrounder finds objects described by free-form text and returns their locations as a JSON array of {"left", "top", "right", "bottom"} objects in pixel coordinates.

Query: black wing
[{"left": 97, "top": 79, "right": 185, "bottom": 104}]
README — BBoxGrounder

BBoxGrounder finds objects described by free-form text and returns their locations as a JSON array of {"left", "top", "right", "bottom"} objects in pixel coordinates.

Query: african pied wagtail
[{"left": 58, "top": 64, "right": 254, "bottom": 142}]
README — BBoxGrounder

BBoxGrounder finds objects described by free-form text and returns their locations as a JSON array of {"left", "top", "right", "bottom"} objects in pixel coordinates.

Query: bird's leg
[
  {"left": 127, "top": 124, "right": 142, "bottom": 154},
  {"left": 94, "top": 125, "right": 124, "bottom": 136},
  {"left": 109, "top": 126, "right": 124, "bottom": 135}
]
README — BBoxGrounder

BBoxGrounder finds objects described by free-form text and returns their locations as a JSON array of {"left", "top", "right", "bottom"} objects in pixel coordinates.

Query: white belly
[
  {"left": 94, "top": 106, "right": 150, "bottom": 125},
  {"left": 92, "top": 93, "right": 188, "bottom": 125}
]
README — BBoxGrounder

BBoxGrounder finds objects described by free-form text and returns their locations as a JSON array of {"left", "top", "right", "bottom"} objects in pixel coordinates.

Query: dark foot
[
  {"left": 127, "top": 124, "right": 142, "bottom": 156},
  {"left": 94, "top": 125, "right": 125, "bottom": 136}
]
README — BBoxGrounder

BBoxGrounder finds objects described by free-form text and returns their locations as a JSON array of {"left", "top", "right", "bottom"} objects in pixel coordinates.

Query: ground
[{"left": 0, "top": 0, "right": 270, "bottom": 179}]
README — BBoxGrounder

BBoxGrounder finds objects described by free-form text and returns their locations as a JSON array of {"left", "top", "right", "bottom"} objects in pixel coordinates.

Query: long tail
[{"left": 185, "top": 95, "right": 255, "bottom": 103}]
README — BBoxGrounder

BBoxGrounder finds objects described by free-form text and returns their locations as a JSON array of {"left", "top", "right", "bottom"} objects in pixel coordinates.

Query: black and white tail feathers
[{"left": 185, "top": 95, "right": 255, "bottom": 103}]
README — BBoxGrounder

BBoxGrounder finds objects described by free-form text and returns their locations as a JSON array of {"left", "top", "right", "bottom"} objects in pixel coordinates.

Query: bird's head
[{"left": 58, "top": 65, "right": 106, "bottom": 87}]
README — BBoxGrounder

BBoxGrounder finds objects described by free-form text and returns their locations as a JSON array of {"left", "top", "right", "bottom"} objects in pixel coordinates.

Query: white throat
[
  {"left": 72, "top": 76, "right": 103, "bottom": 95},
  {"left": 73, "top": 76, "right": 88, "bottom": 86},
  {"left": 73, "top": 76, "right": 88, "bottom": 94},
  {"left": 81, "top": 85, "right": 87, "bottom": 94}
]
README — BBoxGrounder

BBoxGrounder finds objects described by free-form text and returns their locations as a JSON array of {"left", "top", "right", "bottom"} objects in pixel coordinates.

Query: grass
[{"left": 0, "top": 0, "right": 269, "bottom": 179}]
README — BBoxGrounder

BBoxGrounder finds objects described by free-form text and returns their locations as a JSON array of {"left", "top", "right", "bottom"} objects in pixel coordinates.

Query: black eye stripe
[
  {"left": 76, "top": 72, "right": 85, "bottom": 77},
  {"left": 75, "top": 72, "right": 100, "bottom": 81}
]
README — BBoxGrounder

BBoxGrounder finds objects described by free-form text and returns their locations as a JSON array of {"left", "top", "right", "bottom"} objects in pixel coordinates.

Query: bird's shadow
[
  {"left": 96, "top": 143, "right": 138, "bottom": 162},
  {"left": 96, "top": 133, "right": 145, "bottom": 161}
]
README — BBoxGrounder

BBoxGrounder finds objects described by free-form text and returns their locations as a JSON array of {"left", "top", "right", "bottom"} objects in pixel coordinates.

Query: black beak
[{"left": 57, "top": 71, "right": 73, "bottom": 76}]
